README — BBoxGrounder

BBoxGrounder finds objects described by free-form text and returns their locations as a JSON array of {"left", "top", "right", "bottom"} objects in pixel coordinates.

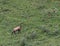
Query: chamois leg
[
  {"left": 12, "top": 31, "right": 16, "bottom": 34},
  {"left": 17, "top": 29, "right": 21, "bottom": 33}
]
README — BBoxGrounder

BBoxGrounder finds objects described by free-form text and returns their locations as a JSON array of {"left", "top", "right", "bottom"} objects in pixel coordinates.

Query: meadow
[{"left": 0, "top": 0, "right": 60, "bottom": 46}]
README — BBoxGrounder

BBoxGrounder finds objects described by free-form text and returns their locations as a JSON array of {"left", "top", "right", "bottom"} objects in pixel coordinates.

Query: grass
[{"left": 0, "top": 0, "right": 60, "bottom": 46}]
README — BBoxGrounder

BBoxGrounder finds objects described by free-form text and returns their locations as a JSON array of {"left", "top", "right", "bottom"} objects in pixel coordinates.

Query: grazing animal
[{"left": 12, "top": 26, "right": 21, "bottom": 34}]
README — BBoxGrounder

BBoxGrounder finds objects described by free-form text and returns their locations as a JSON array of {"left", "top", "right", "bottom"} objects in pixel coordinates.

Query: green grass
[{"left": 0, "top": 0, "right": 60, "bottom": 46}]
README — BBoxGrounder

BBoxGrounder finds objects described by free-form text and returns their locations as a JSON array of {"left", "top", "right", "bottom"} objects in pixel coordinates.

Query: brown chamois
[{"left": 12, "top": 26, "right": 21, "bottom": 34}]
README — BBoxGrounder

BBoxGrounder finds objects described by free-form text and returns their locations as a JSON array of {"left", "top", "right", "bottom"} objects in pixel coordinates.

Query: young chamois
[{"left": 12, "top": 26, "right": 21, "bottom": 34}]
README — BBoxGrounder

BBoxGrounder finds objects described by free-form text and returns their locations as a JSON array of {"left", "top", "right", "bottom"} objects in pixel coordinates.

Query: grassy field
[{"left": 0, "top": 0, "right": 60, "bottom": 46}]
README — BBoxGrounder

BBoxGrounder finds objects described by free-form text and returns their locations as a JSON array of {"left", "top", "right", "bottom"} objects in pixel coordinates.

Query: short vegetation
[{"left": 0, "top": 0, "right": 60, "bottom": 46}]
